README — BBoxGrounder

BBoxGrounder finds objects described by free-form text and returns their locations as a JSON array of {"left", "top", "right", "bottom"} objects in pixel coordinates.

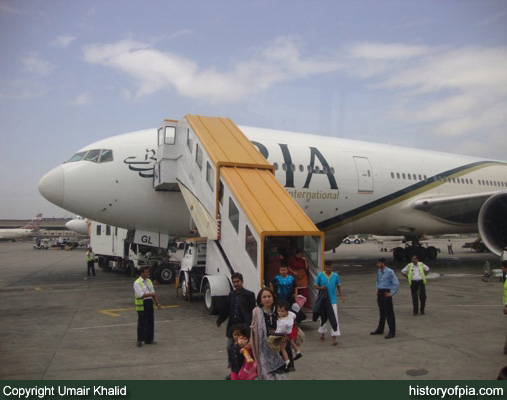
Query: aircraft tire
[
  {"left": 415, "top": 246, "right": 428, "bottom": 261},
  {"left": 474, "top": 242, "right": 486, "bottom": 253},
  {"left": 393, "top": 247, "right": 405, "bottom": 261},
  {"left": 427, "top": 246, "right": 438, "bottom": 260}
]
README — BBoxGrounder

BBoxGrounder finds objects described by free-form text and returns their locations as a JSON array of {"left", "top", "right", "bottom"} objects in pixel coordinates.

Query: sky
[{"left": 1, "top": 0, "right": 507, "bottom": 219}]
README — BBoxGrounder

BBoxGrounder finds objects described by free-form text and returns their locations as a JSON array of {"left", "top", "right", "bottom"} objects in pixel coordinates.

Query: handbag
[{"left": 237, "top": 359, "right": 258, "bottom": 380}]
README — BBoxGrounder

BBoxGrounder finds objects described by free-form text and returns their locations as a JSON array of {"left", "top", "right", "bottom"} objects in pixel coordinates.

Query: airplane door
[{"left": 353, "top": 156, "right": 374, "bottom": 194}]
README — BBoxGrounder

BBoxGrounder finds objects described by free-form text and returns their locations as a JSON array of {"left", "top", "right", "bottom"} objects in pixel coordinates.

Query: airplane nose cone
[{"left": 38, "top": 166, "right": 64, "bottom": 207}]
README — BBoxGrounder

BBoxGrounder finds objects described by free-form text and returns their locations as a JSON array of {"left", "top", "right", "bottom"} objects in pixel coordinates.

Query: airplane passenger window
[
  {"left": 330, "top": 167, "right": 335, "bottom": 174},
  {"left": 314, "top": 166, "right": 320, "bottom": 173},
  {"left": 418, "top": 174, "right": 422, "bottom": 180},
  {"left": 282, "top": 164, "right": 287, "bottom": 171},
  {"left": 273, "top": 163, "right": 279, "bottom": 170},
  {"left": 413, "top": 174, "right": 416, "bottom": 180},
  {"left": 408, "top": 174, "right": 411, "bottom": 180},
  {"left": 424, "top": 175, "right": 427, "bottom": 180},
  {"left": 391, "top": 172, "right": 394, "bottom": 179},
  {"left": 402, "top": 173, "right": 406, "bottom": 179},
  {"left": 67, "top": 151, "right": 87, "bottom": 162},
  {"left": 291, "top": 164, "right": 296, "bottom": 172},
  {"left": 84, "top": 149, "right": 101, "bottom": 163},
  {"left": 100, "top": 149, "right": 113, "bottom": 163},
  {"left": 299, "top": 165, "right": 304, "bottom": 172},
  {"left": 396, "top": 172, "right": 400, "bottom": 179}
]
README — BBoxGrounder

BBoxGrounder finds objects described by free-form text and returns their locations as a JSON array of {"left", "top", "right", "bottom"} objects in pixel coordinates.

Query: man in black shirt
[{"left": 216, "top": 272, "right": 256, "bottom": 379}]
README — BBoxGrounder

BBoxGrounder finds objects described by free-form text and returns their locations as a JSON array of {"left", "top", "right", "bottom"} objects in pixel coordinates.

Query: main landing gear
[{"left": 392, "top": 238, "right": 438, "bottom": 261}]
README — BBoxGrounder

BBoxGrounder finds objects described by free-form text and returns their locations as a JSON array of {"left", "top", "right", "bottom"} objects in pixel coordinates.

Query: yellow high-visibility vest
[
  {"left": 134, "top": 277, "right": 154, "bottom": 311},
  {"left": 407, "top": 263, "right": 427, "bottom": 285}
]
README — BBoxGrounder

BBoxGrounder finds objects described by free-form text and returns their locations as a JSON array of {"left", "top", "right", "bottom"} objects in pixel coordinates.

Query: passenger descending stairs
[{"left": 154, "top": 115, "right": 324, "bottom": 299}]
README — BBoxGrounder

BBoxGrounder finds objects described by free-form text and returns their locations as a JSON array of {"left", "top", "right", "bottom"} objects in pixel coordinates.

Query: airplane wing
[{"left": 411, "top": 191, "right": 498, "bottom": 224}]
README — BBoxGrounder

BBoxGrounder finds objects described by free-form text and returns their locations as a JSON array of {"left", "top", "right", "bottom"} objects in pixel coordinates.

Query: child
[
  {"left": 276, "top": 301, "right": 302, "bottom": 370},
  {"left": 230, "top": 324, "right": 252, "bottom": 380}
]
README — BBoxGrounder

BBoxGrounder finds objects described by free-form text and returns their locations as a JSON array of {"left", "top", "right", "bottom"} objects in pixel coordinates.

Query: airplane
[
  {"left": 38, "top": 115, "right": 507, "bottom": 262},
  {"left": 0, "top": 213, "right": 43, "bottom": 240},
  {"left": 65, "top": 216, "right": 90, "bottom": 236}
]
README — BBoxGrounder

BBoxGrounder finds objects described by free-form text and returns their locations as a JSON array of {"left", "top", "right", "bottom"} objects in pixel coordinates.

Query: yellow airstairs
[{"left": 154, "top": 115, "right": 324, "bottom": 313}]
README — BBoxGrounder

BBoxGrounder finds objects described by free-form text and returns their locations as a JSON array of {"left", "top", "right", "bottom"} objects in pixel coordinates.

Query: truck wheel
[
  {"left": 127, "top": 261, "right": 135, "bottom": 277},
  {"left": 181, "top": 275, "right": 192, "bottom": 302},
  {"left": 157, "top": 263, "right": 175, "bottom": 284},
  {"left": 203, "top": 283, "right": 226, "bottom": 315}
]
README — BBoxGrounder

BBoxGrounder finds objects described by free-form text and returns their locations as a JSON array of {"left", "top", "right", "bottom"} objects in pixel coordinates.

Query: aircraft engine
[{"left": 478, "top": 190, "right": 507, "bottom": 257}]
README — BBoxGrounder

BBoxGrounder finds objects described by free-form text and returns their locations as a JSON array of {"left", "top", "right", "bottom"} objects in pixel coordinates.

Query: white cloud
[
  {"left": 83, "top": 37, "right": 343, "bottom": 103},
  {"left": 71, "top": 93, "right": 91, "bottom": 106},
  {"left": 80, "top": 37, "right": 507, "bottom": 152},
  {"left": 347, "top": 42, "right": 431, "bottom": 60},
  {"left": 345, "top": 43, "right": 507, "bottom": 141},
  {"left": 22, "top": 53, "right": 53, "bottom": 76},
  {"left": 50, "top": 35, "right": 76, "bottom": 48}
]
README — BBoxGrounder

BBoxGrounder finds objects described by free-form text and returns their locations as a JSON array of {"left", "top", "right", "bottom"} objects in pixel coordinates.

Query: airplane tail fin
[{"left": 22, "top": 213, "right": 43, "bottom": 230}]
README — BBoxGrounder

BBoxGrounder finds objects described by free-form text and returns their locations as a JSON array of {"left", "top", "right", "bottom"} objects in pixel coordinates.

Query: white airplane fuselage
[
  {"left": 0, "top": 229, "right": 38, "bottom": 240},
  {"left": 38, "top": 125, "right": 507, "bottom": 252}
]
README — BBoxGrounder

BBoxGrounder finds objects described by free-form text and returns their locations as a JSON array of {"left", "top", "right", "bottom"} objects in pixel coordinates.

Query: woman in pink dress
[{"left": 288, "top": 249, "right": 310, "bottom": 309}]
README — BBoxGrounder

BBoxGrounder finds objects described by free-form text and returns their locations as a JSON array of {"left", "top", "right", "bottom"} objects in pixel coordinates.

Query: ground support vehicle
[
  {"left": 463, "top": 237, "right": 489, "bottom": 253},
  {"left": 90, "top": 221, "right": 180, "bottom": 284},
  {"left": 33, "top": 238, "right": 50, "bottom": 249}
]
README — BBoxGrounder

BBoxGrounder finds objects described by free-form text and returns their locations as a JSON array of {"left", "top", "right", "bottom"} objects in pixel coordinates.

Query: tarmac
[{"left": 0, "top": 239, "right": 505, "bottom": 380}]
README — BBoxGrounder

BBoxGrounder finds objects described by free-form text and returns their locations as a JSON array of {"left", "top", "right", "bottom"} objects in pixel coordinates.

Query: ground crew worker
[
  {"left": 401, "top": 255, "right": 430, "bottom": 316},
  {"left": 134, "top": 265, "right": 161, "bottom": 347},
  {"left": 371, "top": 258, "right": 399, "bottom": 339},
  {"left": 86, "top": 247, "right": 95, "bottom": 278}
]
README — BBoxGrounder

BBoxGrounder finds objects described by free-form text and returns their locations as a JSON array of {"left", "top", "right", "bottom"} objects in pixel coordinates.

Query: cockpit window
[
  {"left": 66, "top": 149, "right": 114, "bottom": 163},
  {"left": 100, "top": 149, "right": 113, "bottom": 163},
  {"left": 84, "top": 149, "right": 101, "bottom": 162},
  {"left": 67, "top": 151, "right": 87, "bottom": 162}
]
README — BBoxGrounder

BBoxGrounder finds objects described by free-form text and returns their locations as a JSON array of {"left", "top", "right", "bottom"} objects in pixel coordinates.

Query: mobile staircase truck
[
  {"left": 89, "top": 221, "right": 180, "bottom": 284},
  {"left": 153, "top": 115, "right": 325, "bottom": 313}
]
